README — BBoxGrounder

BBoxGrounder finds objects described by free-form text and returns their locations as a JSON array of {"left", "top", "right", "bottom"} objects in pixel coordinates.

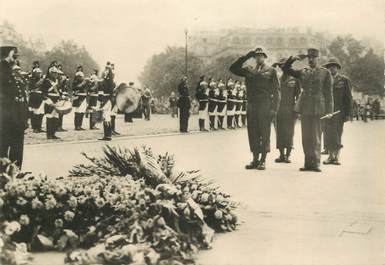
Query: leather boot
[{"left": 111, "top": 116, "right": 120, "bottom": 135}]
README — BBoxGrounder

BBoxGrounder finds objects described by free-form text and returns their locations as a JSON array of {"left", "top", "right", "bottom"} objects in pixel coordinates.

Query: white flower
[
  {"left": 64, "top": 211, "right": 75, "bottom": 221},
  {"left": 31, "top": 198, "right": 44, "bottom": 209},
  {"left": 4, "top": 221, "right": 21, "bottom": 235},
  {"left": 0, "top": 198, "right": 4, "bottom": 208},
  {"left": 19, "top": 215, "right": 30, "bottom": 226},
  {"left": 16, "top": 197, "right": 28, "bottom": 206}
]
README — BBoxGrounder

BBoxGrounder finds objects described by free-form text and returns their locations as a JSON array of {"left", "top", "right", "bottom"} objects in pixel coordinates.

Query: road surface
[{"left": 26, "top": 121, "right": 385, "bottom": 265}]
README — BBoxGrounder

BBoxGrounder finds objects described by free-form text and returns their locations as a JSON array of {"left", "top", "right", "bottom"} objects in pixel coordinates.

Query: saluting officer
[
  {"left": 323, "top": 58, "right": 353, "bottom": 165},
  {"left": 273, "top": 58, "right": 301, "bottom": 163},
  {"left": 282, "top": 48, "right": 333, "bottom": 172},
  {"left": 216, "top": 79, "right": 227, "bottom": 130},
  {"left": 196, "top": 80, "right": 209, "bottom": 131},
  {"left": 230, "top": 47, "right": 281, "bottom": 170},
  {"left": 28, "top": 60, "right": 45, "bottom": 133},
  {"left": 234, "top": 81, "right": 243, "bottom": 128},
  {"left": 0, "top": 46, "right": 28, "bottom": 168},
  {"left": 72, "top": 66, "right": 87, "bottom": 130}
]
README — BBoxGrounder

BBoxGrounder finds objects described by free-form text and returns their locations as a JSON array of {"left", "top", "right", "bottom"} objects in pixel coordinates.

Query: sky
[{"left": 0, "top": 0, "right": 383, "bottom": 84}]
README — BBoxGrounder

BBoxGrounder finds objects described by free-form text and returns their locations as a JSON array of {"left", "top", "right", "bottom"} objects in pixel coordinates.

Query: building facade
[{"left": 189, "top": 27, "right": 328, "bottom": 63}]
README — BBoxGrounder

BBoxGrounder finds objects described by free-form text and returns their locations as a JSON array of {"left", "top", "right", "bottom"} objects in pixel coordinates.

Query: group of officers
[{"left": 229, "top": 46, "right": 353, "bottom": 171}]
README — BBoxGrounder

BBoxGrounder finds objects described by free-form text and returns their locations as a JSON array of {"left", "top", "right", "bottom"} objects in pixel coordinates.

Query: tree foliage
[
  {"left": 328, "top": 35, "right": 384, "bottom": 96},
  {"left": 0, "top": 21, "right": 99, "bottom": 80}
]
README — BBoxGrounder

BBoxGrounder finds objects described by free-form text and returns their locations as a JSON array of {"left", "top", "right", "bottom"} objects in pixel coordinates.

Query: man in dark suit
[
  {"left": 177, "top": 76, "right": 191, "bottom": 133},
  {"left": 230, "top": 47, "right": 281, "bottom": 170},
  {"left": 282, "top": 48, "right": 334, "bottom": 172},
  {"left": 323, "top": 58, "right": 352, "bottom": 165},
  {"left": 0, "top": 46, "right": 28, "bottom": 168}
]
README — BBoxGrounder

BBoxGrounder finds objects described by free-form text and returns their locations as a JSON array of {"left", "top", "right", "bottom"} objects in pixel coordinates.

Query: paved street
[{"left": 26, "top": 120, "right": 385, "bottom": 265}]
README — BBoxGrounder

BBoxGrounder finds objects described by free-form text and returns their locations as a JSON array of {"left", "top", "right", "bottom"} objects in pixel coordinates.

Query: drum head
[
  {"left": 55, "top": 100, "right": 72, "bottom": 115},
  {"left": 115, "top": 83, "right": 141, "bottom": 113}
]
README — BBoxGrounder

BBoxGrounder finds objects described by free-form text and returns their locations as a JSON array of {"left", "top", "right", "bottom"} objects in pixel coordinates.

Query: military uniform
[
  {"left": 208, "top": 81, "right": 218, "bottom": 130},
  {"left": 196, "top": 81, "right": 209, "bottom": 131},
  {"left": 178, "top": 78, "right": 190, "bottom": 132},
  {"left": 283, "top": 49, "right": 333, "bottom": 171},
  {"left": 234, "top": 83, "right": 243, "bottom": 128},
  {"left": 72, "top": 70, "right": 87, "bottom": 130},
  {"left": 275, "top": 72, "right": 301, "bottom": 162},
  {"left": 57, "top": 69, "right": 68, "bottom": 132},
  {"left": 29, "top": 65, "right": 45, "bottom": 132},
  {"left": 323, "top": 58, "right": 352, "bottom": 165},
  {"left": 87, "top": 73, "right": 100, "bottom": 130},
  {"left": 0, "top": 47, "right": 28, "bottom": 168},
  {"left": 240, "top": 83, "right": 247, "bottom": 126},
  {"left": 226, "top": 81, "right": 237, "bottom": 129},
  {"left": 41, "top": 67, "right": 61, "bottom": 139},
  {"left": 230, "top": 47, "right": 280, "bottom": 169},
  {"left": 216, "top": 81, "right": 227, "bottom": 129}
]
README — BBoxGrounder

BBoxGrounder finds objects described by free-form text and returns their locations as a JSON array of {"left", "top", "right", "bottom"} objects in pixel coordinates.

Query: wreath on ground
[{"left": 0, "top": 145, "right": 238, "bottom": 265}]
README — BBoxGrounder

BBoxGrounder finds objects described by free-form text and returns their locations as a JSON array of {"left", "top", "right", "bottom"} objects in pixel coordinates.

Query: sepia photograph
[{"left": 0, "top": 0, "right": 384, "bottom": 264}]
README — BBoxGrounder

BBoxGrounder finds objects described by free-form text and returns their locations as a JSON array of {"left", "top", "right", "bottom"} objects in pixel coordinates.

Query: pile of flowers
[{"left": 0, "top": 145, "right": 238, "bottom": 265}]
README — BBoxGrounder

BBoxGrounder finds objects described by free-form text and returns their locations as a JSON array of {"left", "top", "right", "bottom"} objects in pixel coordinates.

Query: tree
[
  {"left": 139, "top": 47, "right": 203, "bottom": 97},
  {"left": 328, "top": 35, "right": 384, "bottom": 97}
]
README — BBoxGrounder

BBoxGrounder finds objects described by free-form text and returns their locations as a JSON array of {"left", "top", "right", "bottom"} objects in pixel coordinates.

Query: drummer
[
  {"left": 42, "top": 66, "right": 61, "bottom": 139},
  {"left": 28, "top": 61, "right": 45, "bottom": 133},
  {"left": 72, "top": 66, "right": 87, "bottom": 130},
  {"left": 57, "top": 64, "right": 69, "bottom": 132},
  {"left": 88, "top": 69, "right": 100, "bottom": 130}
]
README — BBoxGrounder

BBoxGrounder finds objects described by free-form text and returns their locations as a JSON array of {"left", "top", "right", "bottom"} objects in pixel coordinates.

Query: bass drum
[
  {"left": 54, "top": 99, "right": 72, "bottom": 115},
  {"left": 115, "top": 83, "right": 141, "bottom": 113}
]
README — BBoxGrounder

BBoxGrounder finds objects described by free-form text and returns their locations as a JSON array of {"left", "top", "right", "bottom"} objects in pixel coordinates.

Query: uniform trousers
[{"left": 301, "top": 115, "right": 322, "bottom": 168}]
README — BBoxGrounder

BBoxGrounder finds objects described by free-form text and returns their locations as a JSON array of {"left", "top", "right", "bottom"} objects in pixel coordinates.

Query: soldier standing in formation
[
  {"left": 72, "top": 66, "right": 87, "bottom": 130},
  {"left": 230, "top": 47, "right": 280, "bottom": 170},
  {"left": 88, "top": 69, "right": 100, "bottom": 130},
  {"left": 240, "top": 81, "right": 247, "bottom": 127},
  {"left": 142, "top": 86, "right": 152, "bottom": 121},
  {"left": 196, "top": 80, "right": 209, "bottom": 131},
  {"left": 28, "top": 61, "right": 45, "bottom": 133},
  {"left": 216, "top": 79, "right": 227, "bottom": 130},
  {"left": 168, "top": 91, "right": 178, "bottom": 118},
  {"left": 57, "top": 64, "right": 68, "bottom": 132},
  {"left": 208, "top": 78, "right": 218, "bottom": 130},
  {"left": 323, "top": 58, "right": 353, "bottom": 165},
  {"left": 282, "top": 48, "right": 333, "bottom": 172},
  {"left": 42, "top": 65, "right": 61, "bottom": 139},
  {"left": 226, "top": 78, "right": 236, "bottom": 129},
  {"left": 177, "top": 75, "right": 190, "bottom": 133},
  {"left": 273, "top": 58, "right": 301, "bottom": 163},
  {"left": 0, "top": 46, "right": 28, "bottom": 168}
]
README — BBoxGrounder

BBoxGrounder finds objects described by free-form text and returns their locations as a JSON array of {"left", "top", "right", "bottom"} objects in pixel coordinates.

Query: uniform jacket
[
  {"left": 331, "top": 73, "right": 353, "bottom": 117},
  {"left": 0, "top": 59, "right": 28, "bottom": 130},
  {"left": 283, "top": 57, "right": 333, "bottom": 116},
  {"left": 278, "top": 74, "right": 301, "bottom": 115},
  {"left": 177, "top": 80, "right": 190, "bottom": 110},
  {"left": 230, "top": 56, "right": 281, "bottom": 112}
]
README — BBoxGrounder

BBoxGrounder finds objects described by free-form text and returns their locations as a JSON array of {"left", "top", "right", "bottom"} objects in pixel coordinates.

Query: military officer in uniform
[
  {"left": 230, "top": 47, "right": 280, "bottom": 170},
  {"left": 196, "top": 80, "right": 209, "bottom": 131},
  {"left": 56, "top": 64, "right": 68, "bottom": 132},
  {"left": 28, "top": 61, "right": 45, "bottom": 133},
  {"left": 177, "top": 75, "right": 190, "bottom": 133},
  {"left": 0, "top": 46, "right": 28, "bottom": 168},
  {"left": 273, "top": 58, "right": 301, "bottom": 163},
  {"left": 234, "top": 81, "right": 243, "bottom": 128},
  {"left": 282, "top": 48, "right": 333, "bottom": 172},
  {"left": 323, "top": 58, "right": 352, "bottom": 165},
  {"left": 72, "top": 66, "right": 87, "bottom": 130}
]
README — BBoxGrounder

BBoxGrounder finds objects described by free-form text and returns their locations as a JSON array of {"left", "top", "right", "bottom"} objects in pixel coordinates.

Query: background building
[{"left": 189, "top": 27, "right": 328, "bottom": 63}]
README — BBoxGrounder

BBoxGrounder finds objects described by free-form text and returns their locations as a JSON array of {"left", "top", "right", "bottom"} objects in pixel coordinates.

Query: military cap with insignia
[{"left": 323, "top": 58, "right": 342, "bottom": 69}]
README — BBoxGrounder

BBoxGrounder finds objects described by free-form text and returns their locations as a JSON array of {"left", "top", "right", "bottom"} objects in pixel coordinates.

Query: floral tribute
[{"left": 0, "top": 145, "right": 238, "bottom": 265}]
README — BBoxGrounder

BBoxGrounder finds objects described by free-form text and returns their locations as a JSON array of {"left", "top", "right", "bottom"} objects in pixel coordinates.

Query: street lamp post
[{"left": 184, "top": 29, "right": 188, "bottom": 76}]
